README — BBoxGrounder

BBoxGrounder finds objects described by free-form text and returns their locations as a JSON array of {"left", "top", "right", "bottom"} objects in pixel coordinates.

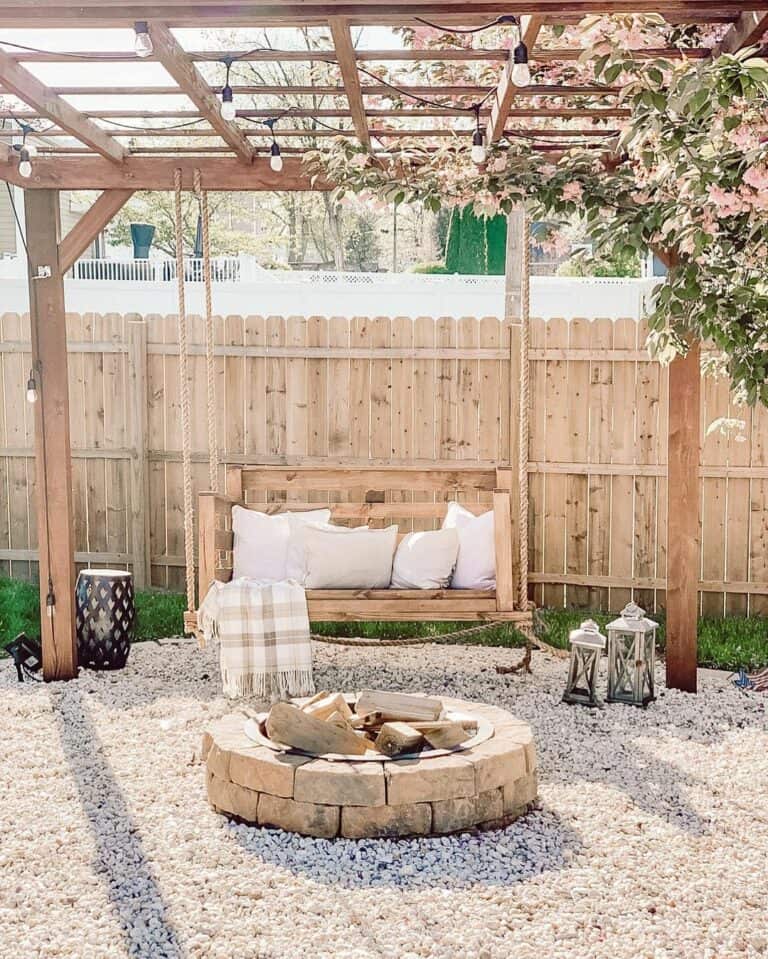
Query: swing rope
[
  {"left": 173, "top": 169, "right": 197, "bottom": 614},
  {"left": 193, "top": 169, "right": 219, "bottom": 493}
]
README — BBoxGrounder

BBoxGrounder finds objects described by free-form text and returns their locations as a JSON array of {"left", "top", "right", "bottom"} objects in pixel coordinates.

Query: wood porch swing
[{"left": 177, "top": 171, "right": 539, "bottom": 662}]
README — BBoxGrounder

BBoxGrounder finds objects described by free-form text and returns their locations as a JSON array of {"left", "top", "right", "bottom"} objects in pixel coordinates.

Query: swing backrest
[{"left": 193, "top": 463, "right": 521, "bottom": 625}]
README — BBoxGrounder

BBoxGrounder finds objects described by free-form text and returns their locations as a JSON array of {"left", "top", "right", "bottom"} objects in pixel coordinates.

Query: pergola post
[
  {"left": 505, "top": 206, "right": 526, "bottom": 604},
  {"left": 23, "top": 188, "right": 77, "bottom": 681},
  {"left": 666, "top": 343, "right": 701, "bottom": 693}
]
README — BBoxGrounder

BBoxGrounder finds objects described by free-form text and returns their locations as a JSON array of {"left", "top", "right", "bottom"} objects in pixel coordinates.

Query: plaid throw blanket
[{"left": 198, "top": 579, "right": 315, "bottom": 700}]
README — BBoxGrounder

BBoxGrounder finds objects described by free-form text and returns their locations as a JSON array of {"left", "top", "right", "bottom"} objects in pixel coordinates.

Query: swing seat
[{"left": 184, "top": 464, "right": 531, "bottom": 635}]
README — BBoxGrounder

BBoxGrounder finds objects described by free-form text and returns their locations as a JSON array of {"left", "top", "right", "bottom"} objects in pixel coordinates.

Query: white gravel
[{"left": 2, "top": 640, "right": 767, "bottom": 959}]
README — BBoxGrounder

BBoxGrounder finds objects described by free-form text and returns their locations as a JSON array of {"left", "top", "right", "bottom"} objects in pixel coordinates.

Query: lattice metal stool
[{"left": 75, "top": 569, "right": 135, "bottom": 670}]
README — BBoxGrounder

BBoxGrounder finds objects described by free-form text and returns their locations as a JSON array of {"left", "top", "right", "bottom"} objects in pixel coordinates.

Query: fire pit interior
[{"left": 203, "top": 690, "right": 538, "bottom": 839}]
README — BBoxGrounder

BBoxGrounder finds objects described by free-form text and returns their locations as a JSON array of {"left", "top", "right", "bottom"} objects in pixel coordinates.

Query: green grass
[{"left": 1, "top": 576, "right": 765, "bottom": 672}]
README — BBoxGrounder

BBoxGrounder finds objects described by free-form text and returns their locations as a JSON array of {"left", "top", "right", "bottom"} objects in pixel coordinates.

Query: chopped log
[
  {"left": 375, "top": 722, "right": 424, "bottom": 757},
  {"left": 422, "top": 723, "right": 472, "bottom": 750},
  {"left": 326, "top": 710, "right": 352, "bottom": 728},
  {"left": 410, "top": 719, "right": 477, "bottom": 733},
  {"left": 349, "top": 710, "right": 383, "bottom": 730},
  {"left": 303, "top": 692, "right": 353, "bottom": 722},
  {"left": 266, "top": 703, "right": 367, "bottom": 756},
  {"left": 356, "top": 690, "right": 443, "bottom": 723},
  {"left": 300, "top": 690, "right": 329, "bottom": 711}
]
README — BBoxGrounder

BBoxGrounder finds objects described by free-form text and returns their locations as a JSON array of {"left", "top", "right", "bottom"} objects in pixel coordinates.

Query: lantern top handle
[
  {"left": 607, "top": 602, "right": 659, "bottom": 632},
  {"left": 568, "top": 619, "right": 607, "bottom": 649},
  {"left": 622, "top": 601, "right": 646, "bottom": 620}
]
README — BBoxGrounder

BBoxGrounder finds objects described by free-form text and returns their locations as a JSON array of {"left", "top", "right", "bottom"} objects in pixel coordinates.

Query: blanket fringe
[{"left": 221, "top": 667, "right": 315, "bottom": 701}]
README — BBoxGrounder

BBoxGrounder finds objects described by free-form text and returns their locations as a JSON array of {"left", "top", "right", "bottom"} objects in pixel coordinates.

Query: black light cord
[{"left": 413, "top": 14, "right": 518, "bottom": 34}]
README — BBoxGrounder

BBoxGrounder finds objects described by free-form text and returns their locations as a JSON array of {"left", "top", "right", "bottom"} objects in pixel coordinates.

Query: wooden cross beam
[
  {"left": 58, "top": 190, "right": 134, "bottom": 272},
  {"left": 329, "top": 17, "right": 371, "bottom": 149},
  {"left": 0, "top": 48, "right": 125, "bottom": 163},
  {"left": 486, "top": 17, "right": 545, "bottom": 144},
  {"left": 715, "top": 9, "right": 768, "bottom": 53},
  {"left": 148, "top": 21, "right": 255, "bottom": 164}
]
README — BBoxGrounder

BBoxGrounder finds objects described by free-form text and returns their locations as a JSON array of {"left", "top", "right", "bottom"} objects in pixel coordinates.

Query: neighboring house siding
[{"left": 0, "top": 187, "right": 17, "bottom": 255}]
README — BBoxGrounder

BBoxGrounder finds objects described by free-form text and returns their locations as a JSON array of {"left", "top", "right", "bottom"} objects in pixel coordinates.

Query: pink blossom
[
  {"left": 743, "top": 165, "right": 768, "bottom": 191},
  {"left": 707, "top": 185, "right": 747, "bottom": 217},
  {"left": 562, "top": 181, "right": 583, "bottom": 202}
]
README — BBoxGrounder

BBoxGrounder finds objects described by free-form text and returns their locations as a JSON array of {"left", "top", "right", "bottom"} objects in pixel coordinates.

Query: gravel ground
[{"left": 2, "top": 640, "right": 767, "bottom": 959}]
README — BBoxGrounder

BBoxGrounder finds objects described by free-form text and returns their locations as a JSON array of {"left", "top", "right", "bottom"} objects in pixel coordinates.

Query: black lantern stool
[{"left": 75, "top": 569, "right": 135, "bottom": 670}]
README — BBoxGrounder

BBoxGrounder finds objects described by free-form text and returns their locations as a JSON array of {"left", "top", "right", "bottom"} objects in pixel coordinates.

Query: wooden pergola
[{"left": 0, "top": 1, "right": 765, "bottom": 688}]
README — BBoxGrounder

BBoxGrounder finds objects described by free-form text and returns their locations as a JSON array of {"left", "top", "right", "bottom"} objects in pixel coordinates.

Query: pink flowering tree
[{"left": 306, "top": 26, "right": 768, "bottom": 405}]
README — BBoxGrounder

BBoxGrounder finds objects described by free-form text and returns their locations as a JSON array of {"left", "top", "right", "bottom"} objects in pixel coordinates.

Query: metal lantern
[
  {"left": 562, "top": 619, "right": 606, "bottom": 708},
  {"left": 606, "top": 602, "right": 658, "bottom": 707}
]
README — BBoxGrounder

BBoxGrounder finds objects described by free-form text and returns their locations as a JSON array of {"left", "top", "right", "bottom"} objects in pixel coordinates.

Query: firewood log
[
  {"left": 356, "top": 690, "right": 442, "bottom": 723},
  {"left": 374, "top": 722, "right": 424, "bottom": 757},
  {"left": 266, "top": 703, "right": 367, "bottom": 756},
  {"left": 303, "top": 692, "right": 353, "bottom": 722},
  {"left": 422, "top": 723, "right": 471, "bottom": 749}
]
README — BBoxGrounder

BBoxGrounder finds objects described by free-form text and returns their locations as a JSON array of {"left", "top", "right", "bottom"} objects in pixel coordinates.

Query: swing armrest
[{"left": 198, "top": 491, "right": 237, "bottom": 602}]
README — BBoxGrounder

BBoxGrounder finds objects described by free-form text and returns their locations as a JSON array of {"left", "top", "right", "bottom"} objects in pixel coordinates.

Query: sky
[{"left": 0, "top": 26, "right": 406, "bottom": 141}]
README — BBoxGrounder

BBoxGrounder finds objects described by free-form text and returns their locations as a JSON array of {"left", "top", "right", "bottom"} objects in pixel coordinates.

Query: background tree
[{"left": 308, "top": 21, "right": 768, "bottom": 405}]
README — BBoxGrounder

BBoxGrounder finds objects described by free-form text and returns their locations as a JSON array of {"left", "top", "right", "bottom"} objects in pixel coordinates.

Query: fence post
[{"left": 127, "top": 314, "right": 151, "bottom": 587}]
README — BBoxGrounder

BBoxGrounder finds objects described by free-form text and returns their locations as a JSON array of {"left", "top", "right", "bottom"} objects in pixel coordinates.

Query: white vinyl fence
[{"left": 0, "top": 255, "right": 660, "bottom": 320}]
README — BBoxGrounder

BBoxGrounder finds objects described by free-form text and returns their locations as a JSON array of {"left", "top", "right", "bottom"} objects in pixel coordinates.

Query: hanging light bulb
[
  {"left": 26, "top": 368, "right": 38, "bottom": 404},
  {"left": 470, "top": 105, "right": 486, "bottom": 165},
  {"left": 220, "top": 59, "right": 236, "bottom": 120},
  {"left": 18, "top": 147, "right": 32, "bottom": 179},
  {"left": 134, "top": 21, "right": 153, "bottom": 58},
  {"left": 220, "top": 85, "right": 236, "bottom": 121},
  {"left": 471, "top": 129, "right": 486, "bottom": 165},
  {"left": 511, "top": 40, "right": 531, "bottom": 87},
  {"left": 270, "top": 140, "right": 283, "bottom": 173}
]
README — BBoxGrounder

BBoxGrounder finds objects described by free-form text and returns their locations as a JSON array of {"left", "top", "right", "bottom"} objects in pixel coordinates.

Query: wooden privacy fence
[{"left": 1, "top": 310, "right": 767, "bottom": 616}]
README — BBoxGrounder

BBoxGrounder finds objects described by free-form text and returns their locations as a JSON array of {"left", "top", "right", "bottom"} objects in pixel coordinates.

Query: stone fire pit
[{"left": 203, "top": 694, "right": 538, "bottom": 839}]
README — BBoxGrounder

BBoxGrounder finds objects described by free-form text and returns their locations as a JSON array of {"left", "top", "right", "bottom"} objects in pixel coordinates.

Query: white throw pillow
[
  {"left": 442, "top": 502, "right": 495, "bottom": 589},
  {"left": 232, "top": 505, "right": 331, "bottom": 582},
  {"left": 301, "top": 524, "right": 398, "bottom": 589},
  {"left": 391, "top": 528, "right": 459, "bottom": 589}
]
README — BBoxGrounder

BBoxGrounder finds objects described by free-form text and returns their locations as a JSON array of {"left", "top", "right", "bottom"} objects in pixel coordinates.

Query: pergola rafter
[
  {"left": 486, "top": 16, "right": 545, "bottom": 144},
  {"left": 0, "top": 48, "right": 125, "bottom": 162},
  {"left": 329, "top": 17, "right": 371, "bottom": 148},
  {"left": 147, "top": 21, "right": 255, "bottom": 164}
]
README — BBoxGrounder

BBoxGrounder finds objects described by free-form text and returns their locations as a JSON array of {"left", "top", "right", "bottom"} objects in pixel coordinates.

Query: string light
[
  {"left": 470, "top": 104, "right": 486, "bottom": 165},
  {"left": 263, "top": 118, "right": 283, "bottom": 172},
  {"left": 17, "top": 146, "right": 32, "bottom": 178},
  {"left": 26, "top": 368, "right": 38, "bottom": 404},
  {"left": 133, "top": 22, "right": 153, "bottom": 59},
  {"left": 219, "top": 58, "right": 236, "bottom": 121},
  {"left": 512, "top": 36, "right": 531, "bottom": 87}
]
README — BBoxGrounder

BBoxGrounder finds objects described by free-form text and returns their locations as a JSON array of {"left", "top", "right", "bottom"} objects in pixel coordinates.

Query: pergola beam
[
  {"left": 0, "top": 3, "right": 751, "bottom": 27},
  {"left": 8, "top": 106, "right": 631, "bottom": 123},
  {"left": 3, "top": 46, "right": 710, "bottom": 64},
  {"left": 147, "top": 21, "right": 255, "bottom": 164},
  {"left": 487, "top": 17, "right": 545, "bottom": 143},
  {"left": 58, "top": 189, "right": 134, "bottom": 273},
  {"left": 0, "top": 49, "right": 125, "bottom": 162},
  {"left": 715, "top": 10, "right": 768, "bottom": 53},
  {"left": 329, "top": 17, "right": 371, "bottom": 149},
  {"left": 0, "top": 156, "right": 327, "bottom": 190},
  {"left": 11, "top": 82, "right": 621, "bottom": 98}
]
